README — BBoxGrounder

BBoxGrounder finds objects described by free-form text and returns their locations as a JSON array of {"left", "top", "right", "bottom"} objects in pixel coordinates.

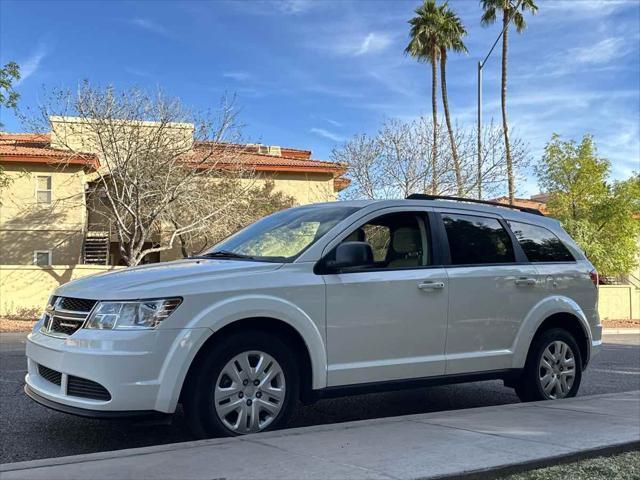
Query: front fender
[
  {"left": 155, "top": 294, "right": 327, "bottom": 412},
  {"left": 511, "top": 295, "right": 592, "bottom": 369}
]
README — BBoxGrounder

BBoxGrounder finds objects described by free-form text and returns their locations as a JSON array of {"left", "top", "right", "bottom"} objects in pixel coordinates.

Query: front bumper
[
  {"left": 25, "top": 326, "right": 210, "bottom": 414},
  {"left": 24, "top": 384, "right": 163, "bottom": 418}
]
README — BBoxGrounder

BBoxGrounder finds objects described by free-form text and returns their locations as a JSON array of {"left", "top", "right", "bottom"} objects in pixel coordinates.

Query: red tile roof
[
  {"left": 187, "top": 142, "right": 346, "bottom": 175},
  {"left": 0, "top": 133, "right": 346, "bottom": 176},
  {"left": 0, "top": 132, "right": 99, "bottom": 170},
  {"left": 491, "top": 196, "right": 548, "bottom": 215},
  {"left": 333, "top": 176, "right": 351, "bottom": 192}
]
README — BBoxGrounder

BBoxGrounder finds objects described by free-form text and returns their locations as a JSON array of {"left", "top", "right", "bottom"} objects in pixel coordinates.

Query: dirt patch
[
  {"left": 0, "top": 318, "right": 38, "bottom": 333},
  {"left": 601, "top": 319, "right": 640, "bottom": 329}
]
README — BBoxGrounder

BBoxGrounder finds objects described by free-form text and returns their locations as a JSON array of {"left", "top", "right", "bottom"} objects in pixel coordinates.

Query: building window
[
  {"left": 36, "top": 176, "right": 52, "bottom": 204},
  {"left": 33, "top": 250, "right": 52, "bottom": 266}
]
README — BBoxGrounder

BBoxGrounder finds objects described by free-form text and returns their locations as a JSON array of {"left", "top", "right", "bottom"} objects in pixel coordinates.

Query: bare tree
[
  {"left": 333, "top": 116, "right": 529, "bottom": 200},
  {"left": 169, "top": 180, "right": 295, "bottom": 258},
  {"left": 25, "top": 83, "right": 260, "bottom": 266}
]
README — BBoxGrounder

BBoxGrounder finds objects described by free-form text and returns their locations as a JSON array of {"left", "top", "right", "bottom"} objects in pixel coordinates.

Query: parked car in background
[{"left": 25, "top": 195, "right": 601, "bottom": 437}]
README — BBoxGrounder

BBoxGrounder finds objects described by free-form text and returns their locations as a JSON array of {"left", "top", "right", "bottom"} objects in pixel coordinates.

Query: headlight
[{"left": 84, "top": 298, "right": 182, "bottom": 330}]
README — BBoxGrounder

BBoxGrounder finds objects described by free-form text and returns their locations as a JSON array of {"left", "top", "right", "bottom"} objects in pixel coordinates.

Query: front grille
[
  {"left": 38, "top": 364, "right": 62, "bottom": 386},
  {"left": 59, "top": 297, "right": 97, "bottom": 312},
  {"left": 67, "top": 376, "right": 111, "bottom": 401},
  {"left": 50, "top": 316, "right": 84, "bottom": 336},
  {"left": 41, "top": 297, "right": 96, "bottom": 337}
]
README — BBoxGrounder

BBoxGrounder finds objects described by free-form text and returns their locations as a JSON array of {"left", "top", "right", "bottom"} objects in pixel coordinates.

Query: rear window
[
  {"left": 442, "top": 214, "right": 515, "bottom": 265},
  {"left": 508, "top": 221, "right": 575, "bottom": 263}
]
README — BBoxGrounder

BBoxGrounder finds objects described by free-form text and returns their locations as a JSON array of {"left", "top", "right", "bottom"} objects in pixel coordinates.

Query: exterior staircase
[{"left": 83, "top": 231, "right": 110, "bottom": 265}]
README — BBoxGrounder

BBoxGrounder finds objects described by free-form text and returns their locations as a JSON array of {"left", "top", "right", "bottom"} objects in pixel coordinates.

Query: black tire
[
  {"left": 515, "top": 328, "right": 582, "bottom": 402},
  {"left": 183, "top": 330, "right": 300, "bottom": 438}
]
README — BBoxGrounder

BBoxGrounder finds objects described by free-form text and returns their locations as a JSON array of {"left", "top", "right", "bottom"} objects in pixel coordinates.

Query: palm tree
[
  {"left": 438, "top": 6, "right": 467, "bottom": 196},
  {"left": 481, "top": 0, "right": 537, "bottom": 204},
  {"left": 406, "top": 0, "right": 443, "bottom": 194}
]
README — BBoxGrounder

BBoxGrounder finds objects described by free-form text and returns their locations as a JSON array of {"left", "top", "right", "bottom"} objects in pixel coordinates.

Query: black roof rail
[{"left": 406, "top": 194, "right": 544, "bottom": 216}]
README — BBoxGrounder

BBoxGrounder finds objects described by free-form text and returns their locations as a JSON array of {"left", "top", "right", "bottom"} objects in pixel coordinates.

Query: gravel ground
[
  {"left": 0, "top": 319, "right": 37, "bottom": 333},
  {"left": 499, "top": 449, "right": 640, "bottom": 480}
]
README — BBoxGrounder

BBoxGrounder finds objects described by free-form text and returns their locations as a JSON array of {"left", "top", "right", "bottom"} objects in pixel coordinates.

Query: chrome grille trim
[{"left": 40, "top": 297, "right": 97, "bottom": 338}]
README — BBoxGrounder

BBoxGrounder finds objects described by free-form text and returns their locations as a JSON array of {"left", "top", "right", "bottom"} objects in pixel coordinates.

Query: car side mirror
[{"left": 324, "top": 241, "right": 374, "bottom": 272}]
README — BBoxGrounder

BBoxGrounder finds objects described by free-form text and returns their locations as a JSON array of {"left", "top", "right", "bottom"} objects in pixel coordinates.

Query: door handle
[
  {"left": 418, "top": 281, "right": 445, "bottom": 291},
  {"left": 514, "top": 277, "right": 536, "bottom": 286}
]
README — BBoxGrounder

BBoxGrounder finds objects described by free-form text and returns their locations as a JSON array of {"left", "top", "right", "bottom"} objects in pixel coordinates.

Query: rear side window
[
  {"left": 508, "top": 221, "right": 575, "bottom": 262},
  {"left": 442, "top": 214, "right": 515, "bottom": 265}
]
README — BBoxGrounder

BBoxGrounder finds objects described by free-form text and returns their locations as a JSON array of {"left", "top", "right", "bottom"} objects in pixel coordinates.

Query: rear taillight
[{"left": 589, "top": 269, "right": 599, "bottom": 287}]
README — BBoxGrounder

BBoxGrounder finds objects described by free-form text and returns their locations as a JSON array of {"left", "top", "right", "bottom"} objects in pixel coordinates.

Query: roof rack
[{"left": 406, "top": 194, "right": 544, "bottom": 216}]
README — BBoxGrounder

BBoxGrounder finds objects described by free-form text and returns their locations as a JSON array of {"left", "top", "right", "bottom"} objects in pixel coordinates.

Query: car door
[
  {"left": 321, "top": 208, "right": 449, "bottom": 387},
  {"left": 436, "top": 210, "right": 541, "bottom": 375}
]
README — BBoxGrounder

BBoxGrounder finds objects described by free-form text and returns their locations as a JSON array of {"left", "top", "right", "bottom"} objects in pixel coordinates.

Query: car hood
[{"left": 55, "top": 259, "right": 283, "bottom": 300}]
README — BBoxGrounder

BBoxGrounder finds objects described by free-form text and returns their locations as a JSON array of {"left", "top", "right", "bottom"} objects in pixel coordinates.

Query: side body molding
[
  {"left": 510, "top": 295, "right": 592, "bottom": 369},
  {"left": 155, "top": 295, "right": 327, "bottom": 413}
]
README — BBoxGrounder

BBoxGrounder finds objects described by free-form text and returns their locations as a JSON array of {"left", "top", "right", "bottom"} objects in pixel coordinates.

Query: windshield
[{"left": 202, "top": 205, "right": 360, "bottom": 262}]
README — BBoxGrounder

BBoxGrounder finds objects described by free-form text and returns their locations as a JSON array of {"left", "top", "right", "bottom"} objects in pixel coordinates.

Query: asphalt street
[{"left": 1, "top": 332, "right": 638, "bottom": 464}]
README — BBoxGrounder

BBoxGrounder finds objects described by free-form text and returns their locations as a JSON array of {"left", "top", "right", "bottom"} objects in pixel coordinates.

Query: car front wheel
[
  {"left": 183, "top": 330, "right": 299, "bottom": 438},
  {"left": 515, "top": 328, "right": 583, "bottom": 402}
]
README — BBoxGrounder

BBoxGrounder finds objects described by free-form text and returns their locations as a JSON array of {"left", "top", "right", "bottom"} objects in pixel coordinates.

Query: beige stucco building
[{"left": 0, "top": 126, "right": 348, "bottom": 267}]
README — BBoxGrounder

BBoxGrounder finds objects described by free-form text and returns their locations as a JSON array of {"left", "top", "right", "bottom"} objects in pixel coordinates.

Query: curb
[
  {"left": 602, "top": 328, "right": 640, "bottom": 335},
  {"left": 439, "top": 440, "right": 640, "bottom": 480}
]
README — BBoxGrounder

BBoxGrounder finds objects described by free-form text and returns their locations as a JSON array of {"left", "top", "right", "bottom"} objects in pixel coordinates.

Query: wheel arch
[
  {"left": 155, "top": 294, "right": 327, "bottom": 413},
  {"left": 179, "top": 317, "right": 316, "bottom": 406},
  {"left": 512, "top": 296, "right": 592, "bottom": 370}
]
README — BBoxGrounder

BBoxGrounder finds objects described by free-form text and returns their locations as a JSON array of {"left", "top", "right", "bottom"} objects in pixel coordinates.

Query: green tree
[
  {"left": 481, "top": 0, "right": 538, "bottom": 204},
  {"left": 0, "top": 62, "right": 21, "bottom": 200},
  {"left": 0, "top": 61, "right": 20, "bottom": 127},
  {"left": 406, "top": 0, "right": 444, "bottom": 194},
  {"left": 438, "top": 5, "right": 467, "bottom": 195},
  {"left": 536, "top": 134, "right": 640, "bottom": 277}
]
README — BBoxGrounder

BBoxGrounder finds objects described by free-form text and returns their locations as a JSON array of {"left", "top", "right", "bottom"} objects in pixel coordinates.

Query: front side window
[
  {"left": 442, "top": 213, "right": 514, "bottom": 265},
  {"left": 36, "top": 176, "right": 52, "bottom": 204},
  {"left": 203, "top": 205, "right": 359, "bottom": 262},
  {"left": 508, "top": 221, "right": 574, "bottom": 262},
  {"left": 337, "top": 212, "right": 430, "bottom": 269},
  {"left": 34, "top": 250, "right": 52, "bottom": 266}
]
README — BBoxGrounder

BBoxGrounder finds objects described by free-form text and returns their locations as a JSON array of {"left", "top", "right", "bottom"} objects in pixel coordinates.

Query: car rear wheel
[
  {"left": 515, "top": 328, "right": 582, "bottom": 402},
  {"left": 183, "top": 330, "right": 299, "bottom": 438}
]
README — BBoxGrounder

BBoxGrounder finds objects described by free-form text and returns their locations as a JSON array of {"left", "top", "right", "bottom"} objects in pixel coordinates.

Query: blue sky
[{"left": 1, "top": 0, "right": 639, "bottom": 196}]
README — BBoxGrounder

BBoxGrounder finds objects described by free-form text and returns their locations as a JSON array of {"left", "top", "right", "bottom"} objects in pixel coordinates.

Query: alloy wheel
[{"left": 214, "top": 350, "right": 286, "bottom": 434}]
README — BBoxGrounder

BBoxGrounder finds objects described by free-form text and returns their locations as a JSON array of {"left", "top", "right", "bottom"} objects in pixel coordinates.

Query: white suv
[{"left": 25, "top": 196, "right": 601, "bottom": 437}]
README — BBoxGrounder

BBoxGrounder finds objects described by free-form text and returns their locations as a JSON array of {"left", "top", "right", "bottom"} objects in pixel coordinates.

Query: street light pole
[
  {"left": 476, "top": 0, "right": 522, "bottom": 200},
  {"left": 477, "top": 61, "right": 482, "bottom": 199}
]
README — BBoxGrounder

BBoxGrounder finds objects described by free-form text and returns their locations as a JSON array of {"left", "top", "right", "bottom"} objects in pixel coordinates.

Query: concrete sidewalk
[{"left": 1, "top": 391, "right": 638, "bottom": 480}]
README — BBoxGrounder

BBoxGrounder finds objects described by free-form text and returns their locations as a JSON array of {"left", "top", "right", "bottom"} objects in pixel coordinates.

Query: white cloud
[
  {"left": 310, "top": 29, "right": 395, "bottom": 58},
  {"left": 129, "top": 18, "right": 172, "bottom": 37},
  {"left": 223, "top": 71, "right": 252, "bottom": 82},
  {"left": 542, "top": 0, "right": 632, "bottom": 17},
  {"left": 310, "top": 127, "right": 345, "bottom": 143},
  {"left": 124, "top": 67, "right": 151, "bottom": 77},
  {"left": 16, "top": 42, "right": 49, "bottom": 85},
  {"left": 569, "top": 37, "right": 628, "bottom": 65},
  {"left": 275, "top": 0, "right": 314, "bottom": 14},
  {"left": 355, "top": 32, "right": 393, "bottom": 56}
]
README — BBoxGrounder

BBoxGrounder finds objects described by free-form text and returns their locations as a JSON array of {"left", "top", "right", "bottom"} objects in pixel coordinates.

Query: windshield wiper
[{"left": 197, "top": 250, "right": 256, "bottom": 260}]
